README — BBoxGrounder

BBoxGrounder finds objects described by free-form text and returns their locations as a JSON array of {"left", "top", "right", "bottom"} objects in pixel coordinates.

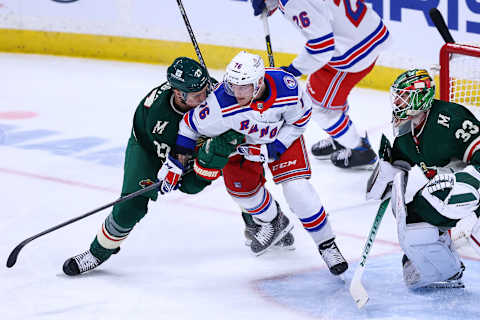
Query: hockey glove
[
  {"left": 266, "top": 139, "right": 287, "bottom": 161},
  {"left": 280, "top": 64, "right": 302, "bottom": 77},
  {"left": 195, "top": 130, "right": 244, "bottom": 181},
  {"left": 158, "top": 154, "right": 184, "bottom": 194},
  {"left": 236, "top": 143, "right": 269, "bottom": 162},
  {"left": 421, "top": 166, "right": 480, "bottom": 220},
  {"left": 366, "top": 134, "right": 411, "bottom": 200},
  {"left": 251, "top": 0, "right": 278, "bottom": 16}
]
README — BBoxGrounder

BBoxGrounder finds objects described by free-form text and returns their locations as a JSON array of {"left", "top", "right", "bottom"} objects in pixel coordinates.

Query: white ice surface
[{"left": 1, "top": 53, "right": 479, "bottom": 320}]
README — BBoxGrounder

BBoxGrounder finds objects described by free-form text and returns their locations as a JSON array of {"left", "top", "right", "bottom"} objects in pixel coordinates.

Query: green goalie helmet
[
  {"left": 167, "top": 57, "right": 208, "bottom": 93},
  {"left": 390, "top": 69, "right": 435, "bottom": 121}
]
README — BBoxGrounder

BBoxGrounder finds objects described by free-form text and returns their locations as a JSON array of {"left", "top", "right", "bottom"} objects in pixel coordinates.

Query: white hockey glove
[
  {"left": 366, "top": 160, "right": 411, "bottom": 201},
  {"left": 236, "top": 143, "right": 269, "bottom": 162},
  {"left": 157, "top": 154, "right": 184, "bottom": 194},
  {"left": 421, "top": 168, "right": 480, "bottom": 220}
]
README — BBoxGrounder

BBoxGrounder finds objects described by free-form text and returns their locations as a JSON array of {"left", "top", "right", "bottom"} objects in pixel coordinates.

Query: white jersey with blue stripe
[
  {"left": 177, "top": 68, "right": 312, "bottom": 151},
  {"left": 279, "top": 0, "right": 390, "bottom": 74}
]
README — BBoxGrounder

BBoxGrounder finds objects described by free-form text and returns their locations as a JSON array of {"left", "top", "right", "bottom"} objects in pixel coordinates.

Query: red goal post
[{"left": 440, "top": 43, "right": 480, "bottom": 106}]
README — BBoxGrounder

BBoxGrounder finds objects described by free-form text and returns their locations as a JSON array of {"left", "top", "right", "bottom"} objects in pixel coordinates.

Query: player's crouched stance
[
  {"left": 164, "top": 51, "right": 348, "bottom": 275},
  {"left": 63, "top": 57, "right": 244, "bottom": 276},
  {"left": 367, "top": 69, "right": 480, "bottom": 289}
]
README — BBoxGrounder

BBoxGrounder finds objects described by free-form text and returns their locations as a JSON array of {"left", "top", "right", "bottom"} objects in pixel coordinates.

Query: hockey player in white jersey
[
  {"left": 160, "top": 51, "right": 348, "bottom": 275},
  {"left": 250, "top": 0, "right": 391, "bottom": 169}
]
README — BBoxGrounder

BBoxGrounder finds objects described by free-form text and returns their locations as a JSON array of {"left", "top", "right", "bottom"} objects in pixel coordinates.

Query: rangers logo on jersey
[{"left": 283, "top": 75, "right": 297, "bottom": 89}]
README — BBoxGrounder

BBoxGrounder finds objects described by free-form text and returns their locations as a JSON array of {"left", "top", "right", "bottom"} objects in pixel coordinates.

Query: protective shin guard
[
  {"left": 234, "top": 187, "right": 278, "bottom": 223},
  {"left": 282, "top": 179, "right": 333, "bottom": 243},
  {"left": 311, "top": 108, "right": 361, "bottom": 149},
  {"left": 92, "top": 214, "right": 131, "bottom": 261}
]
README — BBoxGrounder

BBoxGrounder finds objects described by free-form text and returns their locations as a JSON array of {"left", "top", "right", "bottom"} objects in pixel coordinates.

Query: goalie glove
[
  {"left": 158, "top": 154, "right": 184, "bottom": 194},
  {"left": 366, "top": 134, "right": 410, "bottom": 200},
  {"left": 421, "top": 166, "right": 480, "bottom": 220}
]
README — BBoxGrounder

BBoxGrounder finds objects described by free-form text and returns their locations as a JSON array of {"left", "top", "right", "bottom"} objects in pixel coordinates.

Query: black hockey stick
[
  {"left": 175, "top": 0, "right": 213, "bottom": 91},
  {"left": 6, "top": 181, "right": 161, "bottom": 268},
  {"left": 429, "top": 8, "right": 455, "bottom": 43},
  {"left": 261, "top": 12, "right": 275, "bottom": 67}
]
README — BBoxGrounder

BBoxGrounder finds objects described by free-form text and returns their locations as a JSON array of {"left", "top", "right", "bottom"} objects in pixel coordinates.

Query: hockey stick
[
  {"left": 349, "top": 198, "right": 390, "bottom": 308},
  {"left": 175, "top": 0, "right": 213, "bottom": 90},
  {"left": 261, "top": 12, "right": 275, "bottom": 67},
  {"left": 429, "top": 8, "right": 455, "bottom": 44},
  {"left": 6, "top": 181, "right": 161, "bottom": 268}
]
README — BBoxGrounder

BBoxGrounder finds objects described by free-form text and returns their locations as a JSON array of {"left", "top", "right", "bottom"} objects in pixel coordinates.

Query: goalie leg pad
[
  {"left": 393, "top": 172, "right": 462, "bottom": 289},
  {"left": 468, "top": 217, "right": 480, "bottom": 256}
]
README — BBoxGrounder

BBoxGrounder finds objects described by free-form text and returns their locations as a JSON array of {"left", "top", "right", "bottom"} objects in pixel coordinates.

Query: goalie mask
[
  {"left": 224, "top": 51, "right": 265, "bottom": 106},
  {"left": 390, "top": 69, "right": 435, "bottom": 136},
  {"left": 167, "top": 57, "right": 209, "bottom": 107}
]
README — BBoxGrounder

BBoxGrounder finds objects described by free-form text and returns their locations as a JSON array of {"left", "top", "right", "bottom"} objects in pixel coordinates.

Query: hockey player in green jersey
[
  {"left": 367, "top": 68, "right": 480, "bottom": 289},
  {"left": 63, "top": 57, "right": 244, "bottom": 276}
]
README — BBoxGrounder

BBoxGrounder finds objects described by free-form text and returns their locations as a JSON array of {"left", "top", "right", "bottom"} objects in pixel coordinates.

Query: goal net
[{"left": 440, "top": 43, "right": 480, "bottom": 107}]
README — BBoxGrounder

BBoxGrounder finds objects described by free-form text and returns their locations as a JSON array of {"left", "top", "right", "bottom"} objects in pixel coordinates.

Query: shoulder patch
[{"left": 283, "top": 75, "right": 297, "bottom": 90}]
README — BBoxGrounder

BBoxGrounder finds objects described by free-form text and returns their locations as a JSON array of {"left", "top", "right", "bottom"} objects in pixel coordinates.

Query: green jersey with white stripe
[{"left": 392, "top": 99, "right": 480, "bottom": 177}]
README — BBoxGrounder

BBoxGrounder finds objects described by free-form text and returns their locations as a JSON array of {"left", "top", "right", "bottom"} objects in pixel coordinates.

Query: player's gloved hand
[
  {"left": 158, "top": 154, "right": 184, "bottom": 194},
  {"left": 280, "top": 64, "right": 302, "bottom": 77},
  {"left": 266, "top": 139, "right": 287, "bottom": 161},
  {"left": 237, "top": 143, "right": 269, "bottom": 162},
  {"left": 366, "top": 134, "right": 411, "bottom": 200},
  {"left": 251, "top": 0, "right": 278, "bottom": 16},
  {"left": 195, "top": 130, "right": 244, "bottom": 181}
]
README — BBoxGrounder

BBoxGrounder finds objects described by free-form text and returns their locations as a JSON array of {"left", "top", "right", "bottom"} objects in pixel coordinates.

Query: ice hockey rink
[{"left": 1, "top": 53, "right": 480, "bottom": 320}]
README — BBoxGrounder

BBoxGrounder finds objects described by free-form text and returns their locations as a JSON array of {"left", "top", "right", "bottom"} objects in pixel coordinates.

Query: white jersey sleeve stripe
[
  {"left": 328, "top": 21, "right": 389, "bottom": 69},
  {"left": 463, "top": 136, "right": 480, "bottom": 163}
]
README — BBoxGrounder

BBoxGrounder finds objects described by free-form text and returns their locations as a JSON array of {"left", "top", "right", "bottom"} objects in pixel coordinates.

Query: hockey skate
[
  {"left": 249, "top": 202, "right": 294, "bottom": 256},
  {"left": 330, "top": 134, "right": 377, "bottom": 169},
  {"left": 402, "top": 255, "right": 465, "bottom": 289},
  {"left": 63, "top": 250, "right": 103, "bottom": 276},
  {"left": 318, "top": 238, "right": 348, "bottom": 275},
  {"left": 311, "top": 137, "right": 345, "bottom": 159},
  {"left": 242, "top": 211, "right": 295, "bottom": 250},
  {"left": 63, "top": 246, "right": 120, "bottom": 276}
]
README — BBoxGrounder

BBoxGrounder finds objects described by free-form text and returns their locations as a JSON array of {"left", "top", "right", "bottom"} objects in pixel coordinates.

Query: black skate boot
[
  {"left": 63, "top": 247, "right": 120, "bottom": 276},
  {"left": 330, "top": 134, "right": 377, "bottom": 169},
  {"left": 242, "top": 211, "right": 295, "bottom": 250},
  {"left": 250, "top": 202, "right": 293, "bottom": 256},
  {"left": 311, "top": 137, "right": 344, "bottom": 159},
  {"left": 63, "top": 250, "right": 103, "bottom": 276},
  {"left": 318, "top": 238, "right": 348, "bottom": 275}
]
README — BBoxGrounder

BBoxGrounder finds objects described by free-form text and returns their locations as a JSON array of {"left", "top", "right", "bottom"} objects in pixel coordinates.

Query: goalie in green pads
[{"left": 367, "top": 69, "right": 480, "bottom": 289}]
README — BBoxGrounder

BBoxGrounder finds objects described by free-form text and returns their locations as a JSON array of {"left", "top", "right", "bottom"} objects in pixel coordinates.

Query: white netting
[{"left": 448, "top": 45, "right": 480, "bottom": 107}]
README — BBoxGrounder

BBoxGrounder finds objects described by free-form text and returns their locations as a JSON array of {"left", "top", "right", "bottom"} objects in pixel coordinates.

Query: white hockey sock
[
  {"left": 96, "top": 214, "right": 131, "bottom": 250},
  {"left": 311, "top": 107, "right": 361, "bottom": 149},
  {"left": 282, "top": 179, "right": 334, "bottom": 244},
  {"left": 233, "top": 187, "right": 278, "bottom": 222}
]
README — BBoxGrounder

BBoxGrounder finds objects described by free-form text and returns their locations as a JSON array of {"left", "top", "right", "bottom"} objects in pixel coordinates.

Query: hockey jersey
[
  {"left": 176, "top": 68, "right": 312, "bottom": 152},
  {"left": 279, "top": 0, "right": 390, "bottom": 74},
  {"left": 392, "top": 99, "right": 480, "bottom": 179}
]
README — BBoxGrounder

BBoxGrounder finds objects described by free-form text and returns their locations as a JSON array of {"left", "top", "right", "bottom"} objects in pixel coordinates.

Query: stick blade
[
  {"left": 6, "top": 243, "right": 24, "bottom": 268},
  {"left": 349, "top": 266, "right": 369, "bottom": 308}
]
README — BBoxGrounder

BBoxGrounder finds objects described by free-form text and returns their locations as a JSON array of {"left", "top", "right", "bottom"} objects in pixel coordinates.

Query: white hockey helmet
[{"left": 224, "top": 51, "right": 265, "bottom": 99}]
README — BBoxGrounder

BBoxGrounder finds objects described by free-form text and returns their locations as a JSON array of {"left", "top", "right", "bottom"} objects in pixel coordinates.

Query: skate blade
[{"left": 424, "top": 280, "right": 465, "bottom": 289}]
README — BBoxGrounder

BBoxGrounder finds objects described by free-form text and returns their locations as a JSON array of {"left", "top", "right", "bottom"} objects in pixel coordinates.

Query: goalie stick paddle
[
  {"left": 349, "top": 198, "right": 390, "bottom": 309},
  {"left": 261, "top": 12, "right": 275, "bottom": 67},
  {"left": 429, "top": 8, "right": 455, "bottom": 44},
  {"left": 6, "top": 181, "right": 161, "bottom": 268},
  {"left": 175, "top": 0, "right": 213, "bottom": 91}
]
